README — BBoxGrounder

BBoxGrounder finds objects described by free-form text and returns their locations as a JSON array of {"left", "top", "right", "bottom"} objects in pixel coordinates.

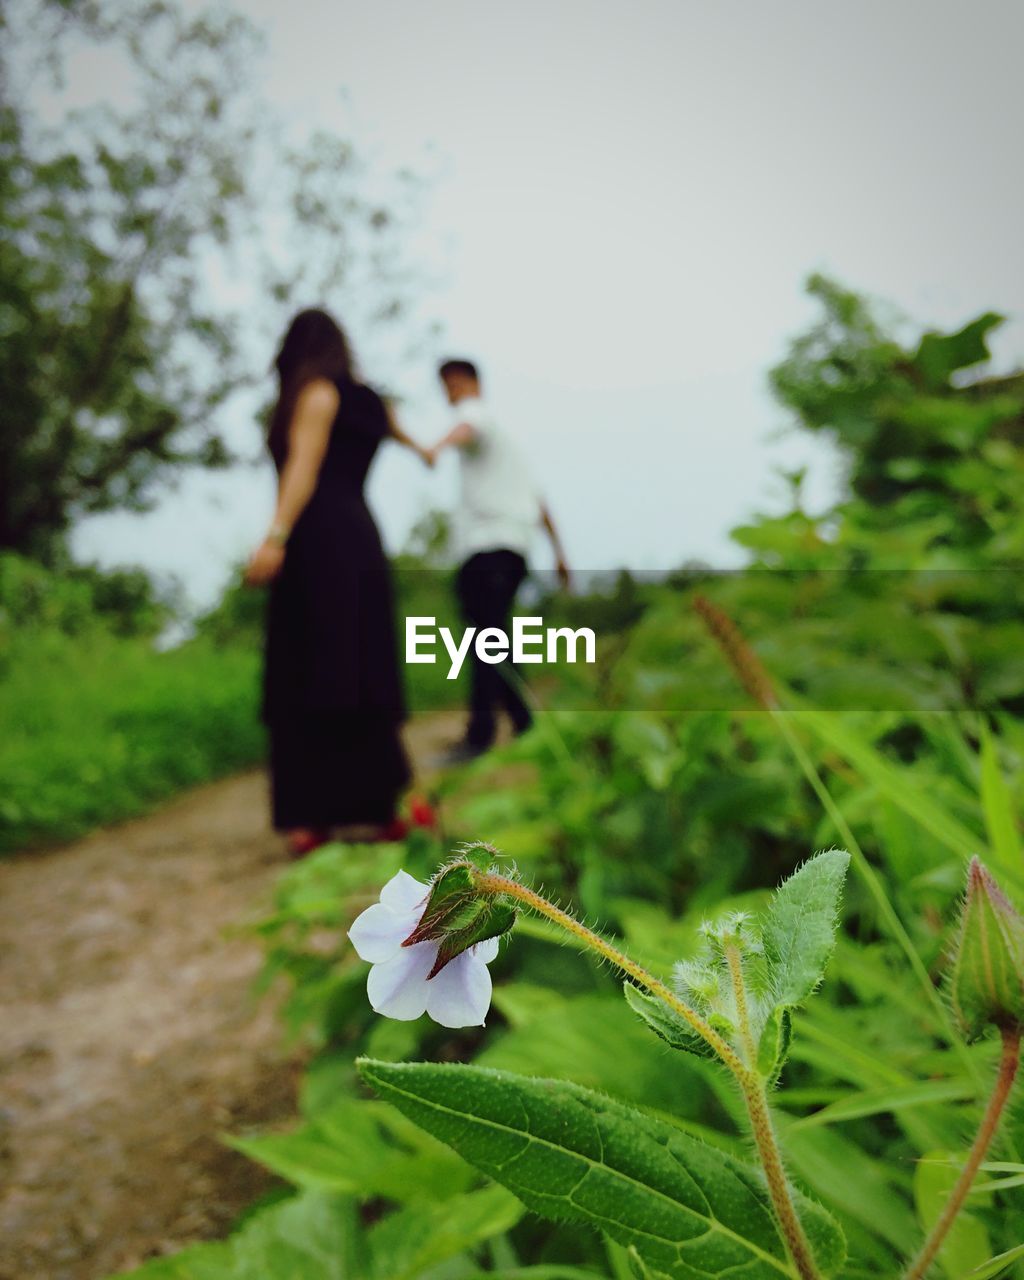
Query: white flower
[{"left": 347, "top": 869, "right": 499, "bottom": 1029}]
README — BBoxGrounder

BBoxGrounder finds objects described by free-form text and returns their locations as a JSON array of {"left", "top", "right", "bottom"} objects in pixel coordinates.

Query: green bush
[{"left": 0, "top": 563, "right": 264, "bottom": 852}]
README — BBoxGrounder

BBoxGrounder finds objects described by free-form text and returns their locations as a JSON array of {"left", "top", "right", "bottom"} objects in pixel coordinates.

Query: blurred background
[
  {"left": 5, "top": 0, "right": 1024, "bottom": 854},
  {"left": 5, "top": 5, "right": 1024, "bottom": 1279},
  {"left": 7, "top": 0, "right": 1024, "bottom": 609}
]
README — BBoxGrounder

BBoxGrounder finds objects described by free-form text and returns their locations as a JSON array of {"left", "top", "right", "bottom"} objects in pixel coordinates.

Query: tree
[
  {"left": 769, "top": 275, "right": 1024, "bottom": 562},
  {"left": 0, "top": 0, "right": 429, "bottom": 561}
]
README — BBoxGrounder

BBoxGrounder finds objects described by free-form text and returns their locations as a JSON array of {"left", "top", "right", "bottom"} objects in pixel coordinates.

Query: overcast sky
[{"left": 71, "top": 0, "right": 1024, "bottom": 608}]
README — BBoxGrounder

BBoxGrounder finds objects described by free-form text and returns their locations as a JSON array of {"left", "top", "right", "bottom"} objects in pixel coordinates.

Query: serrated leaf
[
  {"left": 358, "top": 1058, "right": 846, "bottom": 1279},
  {"left": 763, "top": 850, "right": 850, "bottom": 1008},
  {"left": 622, "top": 983, "right": 716, "bottom": 1059}
]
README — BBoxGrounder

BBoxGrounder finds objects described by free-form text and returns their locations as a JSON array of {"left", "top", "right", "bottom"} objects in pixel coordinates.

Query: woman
[{"left": 246, "top": 308, "right": 429, "bottom": 855}]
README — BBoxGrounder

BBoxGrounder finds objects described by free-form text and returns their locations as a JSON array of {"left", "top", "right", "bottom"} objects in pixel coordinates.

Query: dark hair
[
  {"left": 438, "top": 358, "right": 479, "bottom": 382},
  {"left": 269, "top": 309, "right": 353, "bottom": 459}
]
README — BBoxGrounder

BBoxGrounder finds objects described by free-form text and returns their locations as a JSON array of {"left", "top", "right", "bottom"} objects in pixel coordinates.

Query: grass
[{"left": 0, "top": 628, "right": 266, "bottom": 853}]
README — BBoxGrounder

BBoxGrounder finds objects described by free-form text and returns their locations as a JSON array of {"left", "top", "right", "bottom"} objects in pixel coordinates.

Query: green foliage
[
  {"left": 762, "top": 850, "right": 850, "bottom": 1008},
  {"left": 108, "top": 280, "right": 1024, "bottom": 1278},
  {"left": 621, "top": 983, "right": 716, "bottom": 1060},
  {"left": 1, "top": 0, "right": 256, "bottom": 557},
  {"left": 0, "top": 550, "right": 174, "bottom": 640},
  {"left": 0, "top": 626, "right": 264, "bottom": 851},
  {"left": 770, "top": 276, "right": 1024, "bottom": 559},
  {"left": 0, "top": 556, "right": 263, "bottom": 852},
  {"left": 2, "top": 0, "right": 426, "bottom": 560},
  {"left": 359, "top": 1060, "right": 846, "bottom": 1279},
  {"left": 913, "top": 1152, "right": 991, "bottom": 1279}
]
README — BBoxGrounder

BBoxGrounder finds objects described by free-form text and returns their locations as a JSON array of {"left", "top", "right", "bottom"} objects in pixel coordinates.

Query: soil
[{"left": 0, "top": 712, "right": 464, "bottom": 1280}]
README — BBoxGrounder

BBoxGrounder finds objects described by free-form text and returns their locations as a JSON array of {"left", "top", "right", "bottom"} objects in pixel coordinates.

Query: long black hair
[{"left": 268, "top": 309, "right": 353, "bottom": 460}]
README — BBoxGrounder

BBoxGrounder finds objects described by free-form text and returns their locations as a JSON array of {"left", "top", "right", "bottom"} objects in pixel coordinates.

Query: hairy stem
[
  {"left": 903, "top": 1026, "right": 1021, "bottom": 1280},
  {"left": 472, "top": 868, "right": 742, "bottom": 1072},
  {"left": 724, "top": 940, "right": 758, "bottom": 1065},
  {"left": 742, "top": 1076, "right": 824, "bottom": 1280},
  {"left": 692, "top": 596, "right": 977, "bottom": 1083},
  {"left": 724, "top": 937, "right": 822, "bottom": 1279},
  {"left": 472, "top": 863, "right": 824, "bottom": 1280}
]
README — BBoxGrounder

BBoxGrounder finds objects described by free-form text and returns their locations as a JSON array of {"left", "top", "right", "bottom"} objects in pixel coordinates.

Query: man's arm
[
  {"left": 540, "top": 502, "right": 571, "bottom": 591},
  {"left": 427, "top": 419, "right": 478, "bottom": 463}
]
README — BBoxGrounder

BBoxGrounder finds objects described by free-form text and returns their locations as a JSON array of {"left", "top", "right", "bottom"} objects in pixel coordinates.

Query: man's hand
[{"left": 245, "top": 540, "right": 286, "bottom": 587}]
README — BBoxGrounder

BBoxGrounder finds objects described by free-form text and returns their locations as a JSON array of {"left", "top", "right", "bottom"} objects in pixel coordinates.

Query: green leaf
[
  {"left": 757, "top": 1007, "right": 793, "bottom": 1085},
  {"left": 228, "top": 1192, "right": 360, "bottom": 1279},
  {"left": 108, "top": 1243, "right": 232, "bottom": 1279},
  {"left": 367, "top": 1184, "right": 523, "bottom": 1279},
  {"left": 979, "top": 724, "right": 1023, "bottom": 880},
  {"left": 913, "top": 313, "right": 1003, "bottom": 389},
  {"left": 781, "top": 1124, "right": 917, "bottom": 1255},
  {"left": 479, "top": 992, "right": 730, "bottom": 1124},
  {"left": 606, "top": 1238, "right": 669, "bottom": 1280},
  {"left": 464, "top": 1269, "right": 613, "bottom": 1279},
  {"left": 914, "top": 1151, "right": 992, "bottom": 1280},
  {"left": 490, "top": 981, "right": 571, "bottom": 1028},
  {"left": 786, "top": 1079, "right": 976, "bottom": 1131},
  {"left": 622, "top": 983, "right": 716, "bottom": 1059},
  {"left": 358, "top": 1059, "right": 846, "bottom": 1279},
  {"left": 965, "top": 1242, "right": 1024, "bottom": 1279},
  {"left": 794, "top": 712, "right": 988, "bottom": 870},
  {"left": 113, "top": 1193, "right": 363, "bottom": 1280},
  {"left": 762, "top": 850, "right": 850, "bottom": 1008},
  {"left": 226, "top": 1097, "right": 473, "bottom": 1203}
]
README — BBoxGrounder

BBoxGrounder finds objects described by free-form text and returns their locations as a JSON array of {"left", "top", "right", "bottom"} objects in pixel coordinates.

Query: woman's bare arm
[
  {"left": 385, "top": 399, "right": 433, "bottom": 466},
  {"left": 245, "top": 378, "right": 339, "bottom": 586}
]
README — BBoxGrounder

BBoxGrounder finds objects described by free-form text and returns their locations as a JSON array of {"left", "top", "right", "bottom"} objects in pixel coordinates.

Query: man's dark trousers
[{"left": 455, "top": 549, "right": 532, "bottom": 748}]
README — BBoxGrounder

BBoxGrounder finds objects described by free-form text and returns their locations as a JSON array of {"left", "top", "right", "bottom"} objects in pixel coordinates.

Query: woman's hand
[
  {"left": 245, "top": 539, "right": 286, "bottom": 587},
  {"left": 418, "top": 444, "right": 436, "bottom": 468}
]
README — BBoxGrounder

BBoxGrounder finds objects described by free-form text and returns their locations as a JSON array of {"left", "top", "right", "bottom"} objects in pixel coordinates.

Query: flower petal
[
  {"left": 379, "top": 869, "right": 429, "bottom": 914},
  {"left": 367, "top": 942, "right": 436, "bottom": 1021},
  {"left": 347, "top": 902, "right": 412, "bottom": 963},
  {"left": 425, "top": 950, "right": 493, "bottom": 1028},
  {"left": 473, "top": 936, "right": 501, "bottom": 964}
]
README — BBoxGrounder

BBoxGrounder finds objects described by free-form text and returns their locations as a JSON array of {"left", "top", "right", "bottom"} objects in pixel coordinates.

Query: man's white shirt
[{"left": 453, "top": 397, "right": 540, "bottom": 562}]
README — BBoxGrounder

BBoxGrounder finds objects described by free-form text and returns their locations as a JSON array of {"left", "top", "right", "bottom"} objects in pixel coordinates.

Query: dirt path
[{"left": 0, "top": 712, "right": 463, "bottom": 1280}]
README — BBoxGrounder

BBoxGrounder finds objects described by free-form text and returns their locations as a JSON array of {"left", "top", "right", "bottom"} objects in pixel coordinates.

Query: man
[{"left": 428, "top": 358, "right": 570, "bottom": 761}]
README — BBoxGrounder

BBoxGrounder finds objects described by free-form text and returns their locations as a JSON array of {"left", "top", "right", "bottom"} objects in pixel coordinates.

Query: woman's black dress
[{"left": 262, "top": 379, "right": 410, "bottom": 830}]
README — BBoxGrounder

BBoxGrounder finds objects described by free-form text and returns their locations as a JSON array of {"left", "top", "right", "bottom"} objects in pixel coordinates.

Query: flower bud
[
  {"left": 949, "top": 858, "right": 1024, "bottom": 1039},
  {"left": 403, "top": 860, "right": 516, "bottom": 978}
]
